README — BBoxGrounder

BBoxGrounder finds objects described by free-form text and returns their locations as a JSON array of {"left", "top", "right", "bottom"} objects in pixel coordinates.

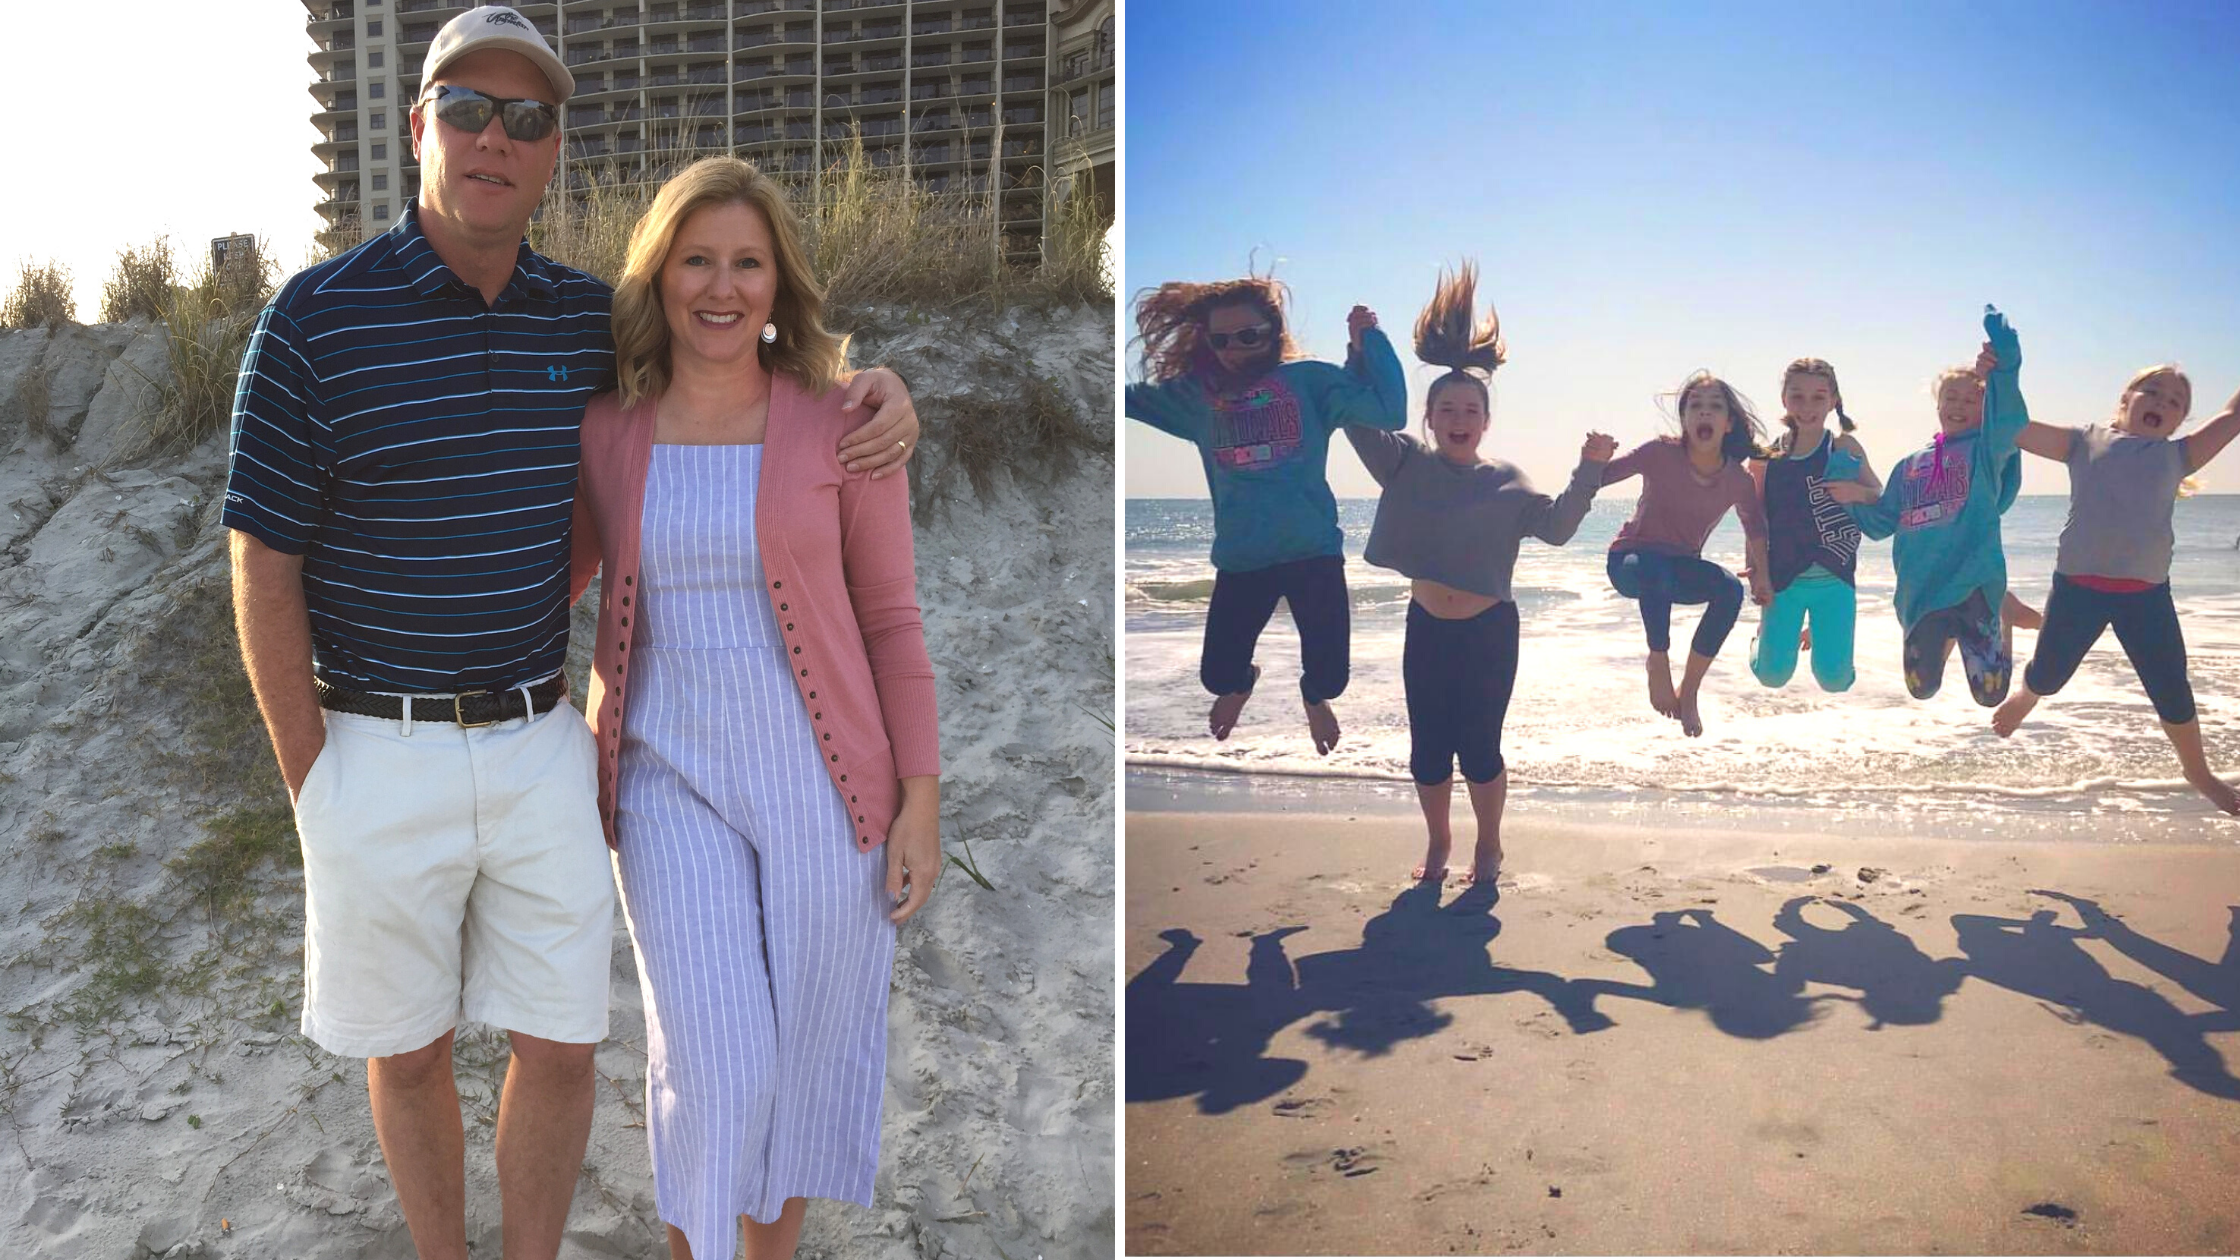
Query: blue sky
[{"left": 1123, "top": 0, "right": 2240, "bottom": 497}]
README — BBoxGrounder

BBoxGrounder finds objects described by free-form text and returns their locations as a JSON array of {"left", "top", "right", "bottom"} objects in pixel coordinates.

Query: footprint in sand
[
  {"left": 1504, "top": 872, "right": 1554, "bottom": 894},
  {"left": 1271, "top": 1095, "right": 1335, "bottom": 1119},
  {"left": 1329, "top": 1146, "right": 1382, "bottom": 1178}
]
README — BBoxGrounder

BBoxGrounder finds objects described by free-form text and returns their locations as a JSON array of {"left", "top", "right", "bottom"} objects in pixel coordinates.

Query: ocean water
[{"left": 1125, "top": 494, "right": 2240, "bottom": 843}]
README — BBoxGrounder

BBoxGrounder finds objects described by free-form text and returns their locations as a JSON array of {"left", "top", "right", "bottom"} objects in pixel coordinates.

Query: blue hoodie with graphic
[
  {"left": 1847, "top": 309, "right": 2029, "bottom": 632},
  {"left": 1127, "top": 328, "right": 1408, "bottom": 572}
]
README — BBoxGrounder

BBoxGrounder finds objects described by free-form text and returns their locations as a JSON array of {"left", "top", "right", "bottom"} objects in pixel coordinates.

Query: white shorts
[{"left": 292, "top": 699, "right": 615, "bottom": 1058}]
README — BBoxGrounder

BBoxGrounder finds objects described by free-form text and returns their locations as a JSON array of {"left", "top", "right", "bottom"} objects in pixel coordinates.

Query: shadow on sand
[{"left": 1126, "top": 885, "right": 2240, "bottom": 1114}]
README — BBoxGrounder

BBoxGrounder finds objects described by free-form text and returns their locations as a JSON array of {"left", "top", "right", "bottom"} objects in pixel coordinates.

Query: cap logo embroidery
[{"left": 484, "top": 10, "right": 531, "bottom": 29}]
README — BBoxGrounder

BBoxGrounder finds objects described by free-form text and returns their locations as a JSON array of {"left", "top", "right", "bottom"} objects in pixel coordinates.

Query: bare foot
[
  {"left": 1646, "top": 653, "right": 1679, "bottom": 719},
  {"left": 1414, "top": 835, "right": 1452, "bottom": 883},
  {"left": 1991, "top": 688, "right": 2038, "bottom": 737},
  {"left": 1677, "top": 687, "right": 1704, "bottom": 738},
  {"left": 1305, "top": 698, "right": 1341, "bottom": 755},
  {"left": 2186, "top": 768, "right": 2240, "bottom": 817},
  {"left": 1461, "top": 845, "right": 1503, "bottom": 884},
  {"left": 1208, "top": 665, "right": 1259, "bottom": 740}
]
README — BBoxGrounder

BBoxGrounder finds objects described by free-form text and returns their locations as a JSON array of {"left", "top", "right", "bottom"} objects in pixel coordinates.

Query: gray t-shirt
[
  {"left": 1347, "top": 428, "right": 1602, "bottom": 600},
  {"left": 2056, "top": 423, "right": 2189, "bottom": 583}
]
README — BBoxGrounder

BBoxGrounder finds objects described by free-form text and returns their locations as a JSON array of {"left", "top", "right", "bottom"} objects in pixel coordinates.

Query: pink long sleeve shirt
[{"left": 572, "top": 378, "right": 941, "bottom": 852}]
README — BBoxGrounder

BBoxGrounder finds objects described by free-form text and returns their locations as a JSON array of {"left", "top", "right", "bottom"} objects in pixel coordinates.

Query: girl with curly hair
[
  {"left": 1127, "top": 276, "right": 1406, "bottom": 753},
  {"left": 1344, "top": 262, "right": 1615, "bottom": 883}
]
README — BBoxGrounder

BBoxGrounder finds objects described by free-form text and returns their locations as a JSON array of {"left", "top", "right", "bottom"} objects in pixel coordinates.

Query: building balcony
[
  {"left": 314, "top": 124, "right": 360, "bottom": 148},
  {"left": 1053, "top": 47, "right": 1112, "bottom": 85},
  {"left": 735, "top": 0, "right": 814, "bottom": 14},
  {"left": 396, "top": 0, "right": 469, "bottom": 15},
  {"left": 305, "top": 3, "right": 354, "bottom": 32}
]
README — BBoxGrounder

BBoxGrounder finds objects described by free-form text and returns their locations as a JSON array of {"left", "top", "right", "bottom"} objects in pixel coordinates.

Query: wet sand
[{"left": 1124, "top": 810, "right": 2240, "bottom": 1256}]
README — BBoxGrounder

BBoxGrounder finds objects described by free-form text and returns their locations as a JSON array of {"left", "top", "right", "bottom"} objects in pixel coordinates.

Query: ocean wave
[{"left": 1122, "top": 749, "right": 2222, "bottom": 806}]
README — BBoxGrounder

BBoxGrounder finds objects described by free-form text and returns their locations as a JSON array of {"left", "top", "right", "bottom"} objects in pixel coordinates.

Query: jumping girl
[
  {"left": 1343, "top": 263, "right": 1616, "bottom": 884},
  {"left": 1830, "top": 307, "right": 2028, "bottom": 706},
  {"left": 1748, "top": 359, "right": 1878, "bottom": 693},
  {"left": 1127, "top": 278, "right": 1407, "bottom": 753},
  {"left": 1989, "top": 366, "right": 2240, "bottom": 815},
  {"left": 1601, "top": 373, "right": 1772, "bottom": 737}
]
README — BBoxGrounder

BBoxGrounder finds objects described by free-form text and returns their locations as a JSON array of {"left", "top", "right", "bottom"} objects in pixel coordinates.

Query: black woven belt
[{"left": 314, "top": 677, "right": 568, "bottom": 728}]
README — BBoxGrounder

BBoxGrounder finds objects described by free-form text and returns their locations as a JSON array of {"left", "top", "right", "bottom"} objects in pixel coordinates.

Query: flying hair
[
  {"left": 1131, "top": 275, "right": 1302, "bottom": 385},
  {"left": 1666, "top": 370, "right": 1771, "bottom": 463}
]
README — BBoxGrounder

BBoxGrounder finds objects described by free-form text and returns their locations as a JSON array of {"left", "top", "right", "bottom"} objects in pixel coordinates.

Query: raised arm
[
  {"left": 1599, "top": 439, "right": 1658, "bottom": 487},
  {"left": 1123, "top": 375, "right": 1210, "bottom": 441},
  {"left": 2184, "top": 383, "right": 2240, "bottom": 474},
  {"left": 1521, "top": 431, "right": 1616, "bottom": 545},
  {"left": 2014, "top": 422, "right": 2074, "bottom": 462},
  {"left": 1343, "top": 424, "right": 1411, "bottom": 485},
  {"left": 1980, "top": 307, "right": 2031, "bottom": 452},
  {"left": 1307, "top": 322, "right": 1407, "bottom": 432}
]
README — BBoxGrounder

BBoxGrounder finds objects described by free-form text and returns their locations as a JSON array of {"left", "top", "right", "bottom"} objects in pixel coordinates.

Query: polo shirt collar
[{"left": 390, "top": 203, "right": 560, "bottom": 305}]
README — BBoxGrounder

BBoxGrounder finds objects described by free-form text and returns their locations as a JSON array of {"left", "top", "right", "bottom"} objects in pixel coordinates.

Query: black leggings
[
  {"left": 1201, "top": 554, "right": 1350, "bottom": 704},
  {"left": 1404, "top": 599, "right": 1519, "bottom": 786},
  {"left": 2024, "top": 573, "right": 2196, "bottom": 724}
]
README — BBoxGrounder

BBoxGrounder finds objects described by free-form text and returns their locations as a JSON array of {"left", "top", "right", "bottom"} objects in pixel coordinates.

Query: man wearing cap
[{"left": 223, "top": 9, "right": 922, "bottom": 1258}]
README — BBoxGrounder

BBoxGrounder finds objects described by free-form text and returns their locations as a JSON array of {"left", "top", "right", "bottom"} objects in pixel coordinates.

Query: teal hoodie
[
  {"left": 1847, "top": 309, "right": 2029, "bottom": 631},
  {"left": 1126, "top": 328, "right": 1407, "bottom": 572}
]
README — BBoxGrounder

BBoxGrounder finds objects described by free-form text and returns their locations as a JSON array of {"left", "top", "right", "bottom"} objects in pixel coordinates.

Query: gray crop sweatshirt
[{"left": 1346, "top": 428, "right": 1603, "bottom": 600}]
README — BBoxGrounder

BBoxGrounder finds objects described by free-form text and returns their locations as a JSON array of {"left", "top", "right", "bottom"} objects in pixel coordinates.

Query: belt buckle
[{"left": 453, "top": 689, "right": 495, "bottom": 728}]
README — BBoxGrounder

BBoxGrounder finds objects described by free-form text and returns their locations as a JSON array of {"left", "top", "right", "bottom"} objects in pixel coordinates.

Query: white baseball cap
[{"left": 421, "top": 6, "right": 574, "bottom": 103}]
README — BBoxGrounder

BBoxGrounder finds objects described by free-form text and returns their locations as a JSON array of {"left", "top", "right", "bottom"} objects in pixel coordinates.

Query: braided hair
[{"left": 1777, "top": 357, "right": 1855, "bottom": 454}]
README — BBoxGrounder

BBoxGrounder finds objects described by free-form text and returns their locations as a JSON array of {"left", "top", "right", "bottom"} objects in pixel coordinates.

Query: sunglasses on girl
[
  {"left": 423, "top": 84, "right": 559, "bottom": 142},
  {"left": 1205, "top": 324, "right": 1273, "bottom": 351}
]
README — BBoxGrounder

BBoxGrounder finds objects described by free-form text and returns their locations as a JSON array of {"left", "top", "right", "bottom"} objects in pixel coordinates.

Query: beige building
[
  {"left": 306, "top": 0, "right": 1096, "bottom": 259},
  {"left": 1046, "top": 0, "right": 1113, "bottom": 229}
]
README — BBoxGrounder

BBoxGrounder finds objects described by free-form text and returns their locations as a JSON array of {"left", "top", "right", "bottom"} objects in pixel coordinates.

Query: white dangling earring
[{"left": 760, "top": 321, "right": 777, "bottom": 345}]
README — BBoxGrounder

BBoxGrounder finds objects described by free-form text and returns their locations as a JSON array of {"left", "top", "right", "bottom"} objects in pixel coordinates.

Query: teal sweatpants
[{"left": 1750, "top": 568, "right": 1856, "bottom": 692}]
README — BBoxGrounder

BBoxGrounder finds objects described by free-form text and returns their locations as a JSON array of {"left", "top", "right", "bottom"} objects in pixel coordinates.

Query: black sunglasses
[
  {"left": 1205, "top": 324, "right": 1273, "bottom": 351},
  {"left": 423, "top": 84, "right": 559, "bottom": 142}
]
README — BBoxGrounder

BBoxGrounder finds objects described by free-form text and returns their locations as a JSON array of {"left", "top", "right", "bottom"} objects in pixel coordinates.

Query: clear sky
[
  {"left": 1123, "top": 0, "right": 2240, "bottom": 497},
  {"left": 0, "top": 4, "right": 324, "bottom": 322}
]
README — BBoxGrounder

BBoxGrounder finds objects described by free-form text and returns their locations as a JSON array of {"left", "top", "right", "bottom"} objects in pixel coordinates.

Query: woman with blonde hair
[{"left": 571, "top": 155, "right": 941, "bottom": 1259}]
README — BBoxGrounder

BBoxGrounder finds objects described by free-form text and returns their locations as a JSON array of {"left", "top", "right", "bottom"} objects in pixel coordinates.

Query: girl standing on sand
[
  {"left": 1600, "top": 373, "right": 1773, "bottom": 737},
  {"left": 1344, "top": 263, "right": 1617, "bottom": 885},
  {"left": 1747, "top": 358, "right": 1878, "bottom": 693},
  {"left": 1127, "top": 278, "right": 1408, "bottom": 754},
  {"left": 1988, "top": 365, "right": 2240, "bottom": 815},
  {"left": 1830, "top": 308, "right": 2029, "bottom": 707}
]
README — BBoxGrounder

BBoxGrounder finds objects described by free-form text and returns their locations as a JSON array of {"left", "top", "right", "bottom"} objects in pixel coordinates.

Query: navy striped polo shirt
[{"left": 222, "top": 205, "right": 615, "bottom": 693}]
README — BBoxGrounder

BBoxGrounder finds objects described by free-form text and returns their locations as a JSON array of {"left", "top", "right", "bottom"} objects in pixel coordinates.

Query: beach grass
[
  {"left": 99, "top": 237, "right": 176, "bottom": 326},
  {"left": 1, "top": 258, "right": 77, "bottom": 330}
]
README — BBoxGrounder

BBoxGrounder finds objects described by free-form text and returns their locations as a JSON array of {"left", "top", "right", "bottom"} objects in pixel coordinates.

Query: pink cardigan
[{"left": 571, "top": 377, "right": 941, "bottom": 851}]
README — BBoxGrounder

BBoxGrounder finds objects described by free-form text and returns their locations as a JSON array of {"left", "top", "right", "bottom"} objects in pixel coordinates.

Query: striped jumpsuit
[{"left": 613, "top": 442, "right": 897, "bottom": 1254}]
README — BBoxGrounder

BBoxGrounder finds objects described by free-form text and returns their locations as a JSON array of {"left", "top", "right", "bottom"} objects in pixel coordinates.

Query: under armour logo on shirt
[{"left": 547, "top": 364, "right": 569, "bottom": 382}]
